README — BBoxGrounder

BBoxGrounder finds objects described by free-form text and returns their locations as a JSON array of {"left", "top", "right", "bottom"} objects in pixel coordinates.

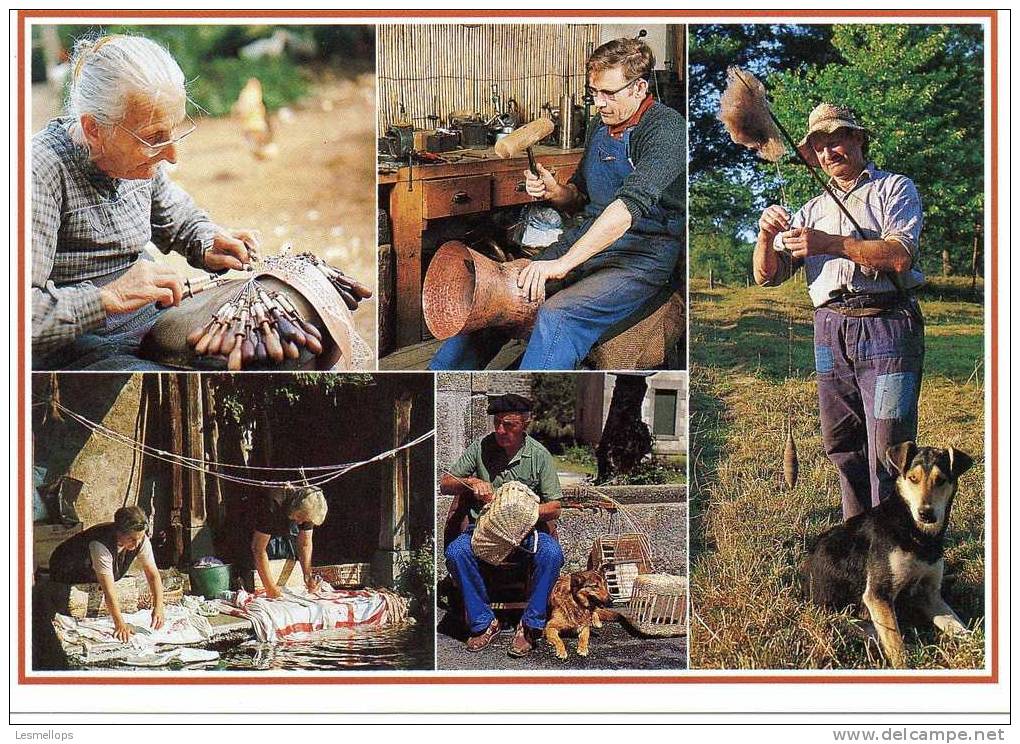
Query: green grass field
[{"left": 689, "top": 276, "right": 987, "bottom": 669}]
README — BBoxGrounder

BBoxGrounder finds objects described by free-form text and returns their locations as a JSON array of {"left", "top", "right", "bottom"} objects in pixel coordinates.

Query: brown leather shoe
[
  {"left": 508, "top": 623, "right": 539, "bottom": 657},
  {"left": 466, "top": 618, "right": 500, "bottom": 652}
]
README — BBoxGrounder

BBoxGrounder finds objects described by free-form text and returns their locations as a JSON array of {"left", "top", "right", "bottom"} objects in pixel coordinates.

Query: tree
[
  {"left": 688, "top": 25, "right": 840, "bottom": 176},
  {"left": 595, "top": 374, "right": 653, "bottom": 484},
  {"left": 689, "top": 169, "right": 758, "bottom": 282},
  {"left": 529, "top": 374, "right": 576, "bottom": 452}
]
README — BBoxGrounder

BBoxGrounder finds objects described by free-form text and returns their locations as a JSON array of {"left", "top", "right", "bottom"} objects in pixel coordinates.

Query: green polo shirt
[{"left": 449, "top": 433, "right": 562, "bottom": 522}]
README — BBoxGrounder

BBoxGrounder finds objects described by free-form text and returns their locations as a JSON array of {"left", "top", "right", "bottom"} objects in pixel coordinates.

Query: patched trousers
[{"left": 813, "top": 299, "right": 925, "bottom": 519}]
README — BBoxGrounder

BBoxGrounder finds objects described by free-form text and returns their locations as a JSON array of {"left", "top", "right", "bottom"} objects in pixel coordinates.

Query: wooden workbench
[{"left": 379, "top": 145, "right": 584, "bottom": 353}]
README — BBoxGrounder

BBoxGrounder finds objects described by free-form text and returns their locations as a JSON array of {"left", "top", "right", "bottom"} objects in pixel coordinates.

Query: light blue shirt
[{"left": 772, "top": 163, "right": 925, "bottom": 308}]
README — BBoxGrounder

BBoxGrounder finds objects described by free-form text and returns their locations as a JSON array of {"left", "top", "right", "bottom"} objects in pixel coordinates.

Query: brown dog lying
[{"left": 545, "top": 570, "right": 618, "bottom": 660}]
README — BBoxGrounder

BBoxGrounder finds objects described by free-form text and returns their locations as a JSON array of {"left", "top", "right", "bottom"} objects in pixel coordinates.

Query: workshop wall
[{"left": 377, "top": 24, "right": 601, "bottom": 130}]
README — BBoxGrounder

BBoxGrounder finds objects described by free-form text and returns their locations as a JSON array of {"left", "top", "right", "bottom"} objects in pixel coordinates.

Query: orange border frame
[{"left": 15, "top": 8, "right": 999, "bottom": 687}]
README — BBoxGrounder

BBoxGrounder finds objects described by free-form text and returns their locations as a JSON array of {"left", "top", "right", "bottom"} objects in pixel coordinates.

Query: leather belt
[{"left": 822, "top": 292, "right": 914, "bottom": 317}]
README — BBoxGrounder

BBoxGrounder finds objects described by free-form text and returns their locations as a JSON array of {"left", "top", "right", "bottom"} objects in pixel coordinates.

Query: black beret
[{"left": 487, "top": 393, "right": 533, "bottom": 415}]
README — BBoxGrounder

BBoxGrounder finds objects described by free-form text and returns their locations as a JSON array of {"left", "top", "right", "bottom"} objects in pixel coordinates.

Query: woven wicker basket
[
  {"left": 67, "top": 577, "right": 138, "bottom": 619},
  {"left": 136, "top": 573, "right": 185, "bottom": 609},
  {"left": 254, "top": 560, "right": 372, "bottom": 591},
  {"left": 589, "top": 533, "right": 655, "bottom": 603},
  {"left": 67, "top": 569, "right": 187, "bottom": 619},
  {"left": 471, "top": 481, "right": 540, "bottom": 565},
  {"left": 588, "top": 289, "right": 685, "bottom": 369},
  {"left": 621, "top": 573, "right": 688, "bottom": 638},
  {"left": 314, "top": 562, "right": 372, "bottom": 588}
]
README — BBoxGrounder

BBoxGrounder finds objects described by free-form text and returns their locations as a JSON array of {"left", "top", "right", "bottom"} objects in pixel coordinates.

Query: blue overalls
[{"left": 429, "top": 124, "right": 683, "bottom": 371}]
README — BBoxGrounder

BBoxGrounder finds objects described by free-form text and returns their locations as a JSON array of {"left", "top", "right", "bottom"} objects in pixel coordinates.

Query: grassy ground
[{"left": 689, "top": 276, "right": 987, "bottom": 670}]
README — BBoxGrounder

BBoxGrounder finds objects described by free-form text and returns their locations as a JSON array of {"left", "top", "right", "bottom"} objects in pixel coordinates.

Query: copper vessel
[{"left": 422, "top": 241, "right": 541, "bottom": 339}]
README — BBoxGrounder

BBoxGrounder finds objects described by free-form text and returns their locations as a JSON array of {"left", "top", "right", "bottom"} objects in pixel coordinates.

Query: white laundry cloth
[
  {"left": 53, "top": 604, "right": 215, "bottom": 665},
  {"left": 120, "top": 647, "right": 220, "bottom": 667}
]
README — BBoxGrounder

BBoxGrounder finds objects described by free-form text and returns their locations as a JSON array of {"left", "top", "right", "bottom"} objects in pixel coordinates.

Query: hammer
[{"left": 494, "top": 117, "right": 555, "bottom": 177}]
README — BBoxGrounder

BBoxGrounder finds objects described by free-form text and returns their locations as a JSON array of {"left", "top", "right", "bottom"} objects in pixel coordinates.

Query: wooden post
[
  {"left": 708, "top": 266, "right": 714, "bottom": 290},
  {"left": 202, "top": 377, "right": 223, "bottom": 532},
  {"left": 971, "top": 221, "right": 981, "bottom": 293},
  {"left": 165, "top": 374, "right": 185, "bottom": 566},
  {"left": 184, "top": 375, "right": 206, "bottom": 529},
  {"left": 373, "top": 391, "right": 413, "bottom": 585},
  {"left": 379, "top": 392, "right": 413, "bottom": 552},
  {"left": 183, "top": 375, "right": 216, "bottom": 560},
  {"left": 942, "top": 247, "right": 952, "bottom": 277}
]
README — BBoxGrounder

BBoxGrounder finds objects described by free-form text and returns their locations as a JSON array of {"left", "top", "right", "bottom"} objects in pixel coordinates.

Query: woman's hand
[
  {"left": 113, "top": 619, "right": 134, "bottom": 643},
  {"left": 305, "top": 576, "right": 322, "bottom": 594},
  {"left": 204, "top": 228, "right": 262, "bottom": 271},
  {"left": 150, "top": 604, "right": 165, "bottom": 631},
  {"left": 99, "top": 261, "right": 184, "bottom": 315},
  {"left": 517, "top": 259, "right": 568, "bottom": 302},
  {"left": 263, "top": 584, "right": 283, "bottom": 600}
]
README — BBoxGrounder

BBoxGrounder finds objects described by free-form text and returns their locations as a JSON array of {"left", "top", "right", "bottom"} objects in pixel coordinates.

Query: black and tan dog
[
  {"left": 545, "top": 570, "right": 618, "bottom": 660},
  {"left": 803, "top": 442, "right": 974, "bottom": 668}
]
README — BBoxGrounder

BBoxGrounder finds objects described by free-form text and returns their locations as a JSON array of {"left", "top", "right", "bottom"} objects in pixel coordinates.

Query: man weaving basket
[{"left": 441, "top": 394, "right": 563, "bottom": 657}]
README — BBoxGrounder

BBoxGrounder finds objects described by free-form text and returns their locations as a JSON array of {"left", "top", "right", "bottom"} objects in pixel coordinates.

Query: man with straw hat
[
  {"left": 441, "top": 394, "right": 563, "bottom": 657},
  {"left": 753, "top": 103, "right": 926, "bottom": 521}
]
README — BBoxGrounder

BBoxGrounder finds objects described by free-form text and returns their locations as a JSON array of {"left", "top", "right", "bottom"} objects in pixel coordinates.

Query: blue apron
[
  {"left": 539, "top": 123, "right": 682, "bottom": 285},
  {"left": 581, "top": 125, "right": 670, "bottom": 234}
]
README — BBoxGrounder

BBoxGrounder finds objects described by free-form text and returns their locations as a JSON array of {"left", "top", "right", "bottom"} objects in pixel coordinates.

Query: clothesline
[{"left": 37, "top": 397, "right": 433, "bottom": 489}]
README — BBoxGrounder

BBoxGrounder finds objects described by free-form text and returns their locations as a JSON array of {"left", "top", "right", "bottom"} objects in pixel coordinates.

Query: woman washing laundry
[
  {"left": 48, "top": 505, "right": 165, "bottom": 642},
  {"left": 250, "top": 486, "right": 329, "bottom": 598}
]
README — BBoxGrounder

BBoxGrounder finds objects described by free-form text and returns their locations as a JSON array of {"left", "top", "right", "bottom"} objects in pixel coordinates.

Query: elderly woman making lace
[{"left": 32, "top": 34, "right": 261, "bottom": 370}]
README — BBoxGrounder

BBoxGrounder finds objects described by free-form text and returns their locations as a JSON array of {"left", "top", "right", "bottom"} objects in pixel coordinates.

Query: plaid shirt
[
  {"left": 769, "top": 163, "right": 925, "bottom": 308},
  {"left": 31, "top": 118, "right": 217, "bottom": 356}
]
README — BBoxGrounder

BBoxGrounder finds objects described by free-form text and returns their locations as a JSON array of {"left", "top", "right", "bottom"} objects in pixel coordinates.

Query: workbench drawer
[
  {"left": 422, "top": 175, "right": 491, "bottom": 219},
  {"left": 492, "top": 171, "right": 534, "bottom": 207},
  {"left": 491, "top": 165, "right": 582, "bottom": 208}
]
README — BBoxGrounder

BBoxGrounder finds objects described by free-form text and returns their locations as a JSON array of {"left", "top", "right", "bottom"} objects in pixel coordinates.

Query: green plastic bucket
[{"left": 188, "top": 563, "right": 232, "bottom": 599}]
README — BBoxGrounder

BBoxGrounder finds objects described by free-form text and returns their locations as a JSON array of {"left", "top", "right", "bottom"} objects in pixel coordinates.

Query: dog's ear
[
  {"left": 947, "top": 447, "right": 974, "bottom": 479},
  {"left": 570, "top": 572, "right": 585, "bottom": 593},
  {"left": 886, "top": 441, "right": 917, "bottom": 476}
]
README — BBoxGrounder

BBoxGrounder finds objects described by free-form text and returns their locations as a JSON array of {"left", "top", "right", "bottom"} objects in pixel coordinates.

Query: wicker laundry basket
[
  {"left": 67, "top": 577, "right": 138, "bottom": 619},
  {"left": 136, "top": 569, "right": 185, "bottom": 609}
]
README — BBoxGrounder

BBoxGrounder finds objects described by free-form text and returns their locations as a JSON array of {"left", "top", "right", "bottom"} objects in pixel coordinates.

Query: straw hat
[{"left": 797, "top": 103, "right": 870, "bottom": 168}]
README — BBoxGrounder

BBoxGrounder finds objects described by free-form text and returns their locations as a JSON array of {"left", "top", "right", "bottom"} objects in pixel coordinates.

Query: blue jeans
[
  {"left": 444, "top": 529, "right": 564, "bottom": 633},
  {"left": 33, "top": 301, "right": 171, "bottom": 371},
  {"left": 814, "top": 299, "right": 925, "bottom": 519}
]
